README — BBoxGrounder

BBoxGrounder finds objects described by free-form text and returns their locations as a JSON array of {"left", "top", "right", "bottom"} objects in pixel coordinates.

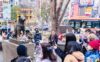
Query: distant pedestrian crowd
[{"left": 1, "top": 28, "right": 100, "bottom": 62}]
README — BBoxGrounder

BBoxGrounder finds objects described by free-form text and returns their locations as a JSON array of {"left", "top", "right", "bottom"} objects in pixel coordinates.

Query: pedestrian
[
  {"left": 34, "top": 28, "right": 42, "bottom": 45},
  {"left": 85, "top": 29, "right": 93, "bottom": 35},
  {"left": 12, "top": 31, "right": 17, "bottom": 38},
  {"left": 11, "top": 45, "right": 31, "bottom": 62},
  {"left": 85, "top": 40, "right": 100, "bottom": 62},
  {"left": 87, "top": 33, "right": 98, "bottom": 42},
  {"left": 41, "top": 43, "right": 57, "bottom": 62},
  {"left": 7, "top": 29, "right": 11, "bottom": 39},
  {"left": 2, "top": 31, "right": 7, "bottom": 40},
  {"left": 49, "top": 31, "right": 58, "bottom": 45},
  {"left": 64, "top": 41, "right": 84, "bottom": 62},
  {"left": 96, "top": 30, "right": 100, "bottom": 39},
  {"left": 58, "top": 32, "right": 63, "bottom": 41},
  {"left": 54, "top": 33, "right": 78, "bottom": 62}
]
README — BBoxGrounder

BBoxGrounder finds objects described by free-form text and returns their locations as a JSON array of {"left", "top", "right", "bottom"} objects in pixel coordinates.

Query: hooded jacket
[{"left": 64, "top": 51, "right": 84, "bottom": 62}]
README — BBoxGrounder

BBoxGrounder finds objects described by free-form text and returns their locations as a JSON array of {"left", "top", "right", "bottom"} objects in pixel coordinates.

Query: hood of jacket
[{"left": 72, "top": 51, "right": 84, "bottom": 61}]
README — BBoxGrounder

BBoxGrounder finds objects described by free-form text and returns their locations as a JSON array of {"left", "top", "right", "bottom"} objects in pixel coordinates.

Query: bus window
[
  {"left": 82, "top": 21, "right": 87, "bottom": 28},
  {"left": 86, "top": 21, "right": 92, "bottom": 28},
  {"left": 69, "top": 21, "right": 74, "bottom": 28},
  {"left": 92, "top": 22, "right": 100, "bottom": 28},
  {"left": 75, "top": 22, "right": 81, "bottom": 29}
]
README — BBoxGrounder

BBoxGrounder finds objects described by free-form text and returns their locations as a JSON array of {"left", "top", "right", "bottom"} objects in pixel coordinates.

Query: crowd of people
[{"left": 1, "top": 28, "right": 100, "bottom": 62}]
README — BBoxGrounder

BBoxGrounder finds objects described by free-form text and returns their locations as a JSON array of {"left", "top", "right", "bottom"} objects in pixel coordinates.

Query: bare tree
[{"left": 50, "top": 0, "right": 70, "bottom": 32}]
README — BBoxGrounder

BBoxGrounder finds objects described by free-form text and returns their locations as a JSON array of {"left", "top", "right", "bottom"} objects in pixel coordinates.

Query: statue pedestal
[{"left": 2, "top": 40, "right": 35, "bottom": 62}]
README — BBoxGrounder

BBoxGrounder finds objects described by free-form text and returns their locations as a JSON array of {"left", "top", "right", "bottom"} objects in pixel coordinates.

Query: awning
[{"left": 67, "top": 16, "right": 100, "bottom": 20}]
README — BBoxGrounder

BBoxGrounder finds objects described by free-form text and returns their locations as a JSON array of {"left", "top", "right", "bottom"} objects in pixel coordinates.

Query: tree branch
[
  {"left": 54, "top": 0, "right": 57, "bottom": 19},
  {"left": 58, "top": 0, "right": 70, "bottom": 24},
  {"left": 57, "top": 0, "right": 64, "bottom": 19}
]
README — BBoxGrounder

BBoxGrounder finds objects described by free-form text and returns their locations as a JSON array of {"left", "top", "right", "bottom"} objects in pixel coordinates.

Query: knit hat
[
  {"left": 89, "top": 40, "right": 100, "bottom": 50},
  {"left": 17, "top": 45, "right": 27, "bottom": 56}
]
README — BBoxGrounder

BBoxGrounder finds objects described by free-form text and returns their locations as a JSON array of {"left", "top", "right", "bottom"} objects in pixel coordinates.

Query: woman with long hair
[
  {"left": 54, "top": 33, "right": 77, "bottom": 62},
  {"left": 41, "top": 43, "right": 57, "bottom": 62},
  {"left": 64, "top": 33, "right": 76, "bottom": 53},
  {"left": 64, "top": 41, "right": 84, "bottom": 62}
]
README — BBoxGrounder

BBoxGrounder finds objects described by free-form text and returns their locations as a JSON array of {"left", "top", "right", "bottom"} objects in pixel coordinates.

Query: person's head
[
  {"left": 66, "top": 41, "right": 82, "bottom": 54},
  {"left": 41, "top": 43, "right": 56, "bottom": 62},
  {"left": 20, "top": 31, "right": 24, "bottom": 35},
  {"left": 85, "top": 29, "right": 92, "bottom": 35},
  {"left": 8, "top": 28, "right": 11, "bottom": 32},
  {"left": 87, "top": 40, "right": 100, "bottom": 51},
  {"left": 17, "top": 45, "right": 27, "bottom": 56},
  {"left": 87, "top": 33, "right": 97, "bottom": 41},
  {"left": 25, "top": 30, "right": 30, "bottom": 35},
  {"left": 66, "top": 33, "right": 76, "bottom": 42},
  {"left": 64, "top": 33, "right": 76, "bottom": 53},
  {"left": 51, "top": 31, "right": 56, "bottom": 35},
  {"left": 35, "top": 28, "right": 39, "bottom": 33},
  {"left": 96, "top": 30, "right": 100, "bottom": 35}
]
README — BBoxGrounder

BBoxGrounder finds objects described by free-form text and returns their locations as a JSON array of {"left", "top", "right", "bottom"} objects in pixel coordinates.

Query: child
[{"left": 85, "top": 40, "right": 100, "bottom": 62}]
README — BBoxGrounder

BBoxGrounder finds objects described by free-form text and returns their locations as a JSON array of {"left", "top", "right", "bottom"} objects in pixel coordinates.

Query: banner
[
  {"left": 79, "top": 0, "right": 94, "bottom": 7},
  {"left": 0, "top": 1, "right": 2, "bottom": 18},
  {"left": 71, "top": 0, "right": 77, "bottom": 4},
  {"left": 85, "top": 7, "right": 92, "bottom": 16},
  {"left": 73, "top": 4, "right": 79, "bottom": 16},
  {"left": 3, "top": 3, "right": 11, "bottom": 20}
]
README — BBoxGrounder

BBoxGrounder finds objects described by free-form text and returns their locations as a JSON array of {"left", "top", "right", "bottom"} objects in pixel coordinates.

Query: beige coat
[{"left": 64, "top": 51, "right": 84, "bottom": 62}]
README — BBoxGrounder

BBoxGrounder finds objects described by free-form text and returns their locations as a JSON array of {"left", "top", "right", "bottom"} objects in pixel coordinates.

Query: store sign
[
  {"left": 0, "top": 1, "right": 2, "bottom": 18},
  {"left": 71, "top": 0, "right": 77, "bottom": 4},
  {"left": 73, "top": 4, "right": 79, "bottom": 16},
  {"left": 85, "top": 7, "right": 92, "bottom": 16},
  {"left": 3, "top": 3, "right": 11, "bottom": 20},
  {"left": 79, "top": 0, "right": 94, "bottom": 7}
]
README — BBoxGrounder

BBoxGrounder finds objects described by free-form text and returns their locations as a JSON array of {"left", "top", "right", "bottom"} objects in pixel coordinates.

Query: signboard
[
  {"left": 73, "top": 4, "right": 79, "bottom": 16},
  {"left": 71, "top": 0, "right": 77, "bottom": 4},
  {"left": 0, "top": 1, "right": 2, "bottom": 6},
  {"left": 85, "top": 7, "right": 92, "bottom": 16},
  {"left": 3, "top": 3, "right": 11, "bottom": 20},
  {"left": 0, "top": 1, "right": 2, "bottom": 18},
  {"left": 79, "top": 0, "right": 94, "bottom": 7}
]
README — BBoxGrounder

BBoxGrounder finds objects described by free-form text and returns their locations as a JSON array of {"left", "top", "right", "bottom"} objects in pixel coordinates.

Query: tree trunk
[
  {"left": 50, "top": 0, "right": 70, "bottom": 32},
  {"left": 58, "top": 0, "right": 70, "bottom": 23},
  {"left": 50, "top": 0, "right": 58, "bottom": 32}
]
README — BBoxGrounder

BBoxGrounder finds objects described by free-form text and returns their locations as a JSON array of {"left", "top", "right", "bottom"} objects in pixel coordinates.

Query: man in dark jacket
[
  {"left": 34, "top": 28, "right": 42, "bottom": 44},
  {"left": 11, "top": 45, "right": 31, "bottom": 62},
  {"left": 49, "top": 31, "right": 58, "bottom": 45}
]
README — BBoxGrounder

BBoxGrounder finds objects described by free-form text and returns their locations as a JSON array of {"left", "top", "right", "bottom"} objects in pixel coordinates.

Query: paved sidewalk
[{"left": 0, "top": 51, "right": 3, "bottom": 62}]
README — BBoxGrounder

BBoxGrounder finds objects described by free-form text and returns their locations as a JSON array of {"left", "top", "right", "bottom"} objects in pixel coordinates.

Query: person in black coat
[
  {"left": 54, "top": 33, "right": 82, "bottom": 62},
  {"left": 34, "top": 28, "right": 42, "bottom": 44},
  {"left": 49, "top": 31, "right": 58, "bottom": 45},
  {"left": 11, "top": 45, "right": 31, "bottom": 62}
]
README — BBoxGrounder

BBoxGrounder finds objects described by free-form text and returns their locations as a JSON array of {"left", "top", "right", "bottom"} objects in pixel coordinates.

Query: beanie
[
  {"left": 89, "top": 40, "right": 100, "bottom": 50},
  {"left": 17, "top": 45, "right": 27, "bottom": 56}
]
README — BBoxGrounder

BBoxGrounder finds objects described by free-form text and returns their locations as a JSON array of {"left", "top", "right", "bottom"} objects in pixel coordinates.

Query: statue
[{"left": 15, "top": 16, "right": 26, "bottom": 38}]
